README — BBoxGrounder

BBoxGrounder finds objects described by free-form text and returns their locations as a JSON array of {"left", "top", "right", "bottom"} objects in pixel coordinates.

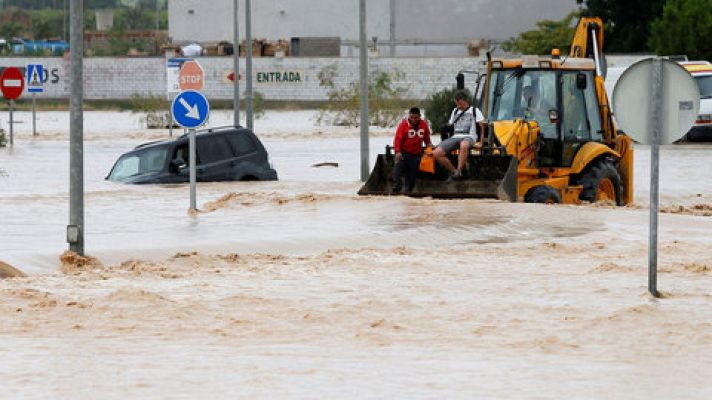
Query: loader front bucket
[{"left": 358, "top": 148, "right": 518, "bottom": 201}]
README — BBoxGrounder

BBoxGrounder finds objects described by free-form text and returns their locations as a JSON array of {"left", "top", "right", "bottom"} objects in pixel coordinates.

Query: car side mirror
[
  {"left": 548, "top": 109, "right": 560, "bottom": 123},
  {"left": 170, "top": 158, "right": 187, "bottom": 173}
]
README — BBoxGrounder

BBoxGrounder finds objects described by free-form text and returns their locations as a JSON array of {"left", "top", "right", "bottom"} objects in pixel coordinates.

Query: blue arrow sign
[
  {"left": 26, "top": 64, "right": 44, "bottom": 93},
  {"left": 172, "top": 90, "right": 209, "bottom": 129}
]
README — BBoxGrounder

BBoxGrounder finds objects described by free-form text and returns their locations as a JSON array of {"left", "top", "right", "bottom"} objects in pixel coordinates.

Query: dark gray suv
[{"left": 107, "top": 126, "right": 278, "bottom": 183}]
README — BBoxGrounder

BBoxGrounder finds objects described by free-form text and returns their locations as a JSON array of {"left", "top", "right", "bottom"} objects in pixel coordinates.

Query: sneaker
[{"left": 445, "top": 170, "right": 462, "bottom": 184}]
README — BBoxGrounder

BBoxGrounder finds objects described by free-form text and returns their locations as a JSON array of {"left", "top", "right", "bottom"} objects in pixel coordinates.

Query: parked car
[
  {"left": 680, "top": 61, "right": 712, "bottom": 141},
  {"left": 107, "top": 126, "right": 278, "bottom": 183}
]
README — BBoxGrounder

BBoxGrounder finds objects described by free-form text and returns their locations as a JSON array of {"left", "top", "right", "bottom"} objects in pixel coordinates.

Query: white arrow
[{"left": 179, "top": 97, "right": 200, "bottom": 120}]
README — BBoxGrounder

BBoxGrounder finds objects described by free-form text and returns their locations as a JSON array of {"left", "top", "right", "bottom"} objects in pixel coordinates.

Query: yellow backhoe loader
[{"left": 359, "top": 17, "right": 634, "bottom": 205}]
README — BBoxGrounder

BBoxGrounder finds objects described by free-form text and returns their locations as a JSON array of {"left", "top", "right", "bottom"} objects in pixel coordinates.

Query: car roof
[
  {"left": 177, "top": 125, "right": 252, "bottom": 140},
  {"left": 132, "top": 126, "right": 251, "bottom": 151}
]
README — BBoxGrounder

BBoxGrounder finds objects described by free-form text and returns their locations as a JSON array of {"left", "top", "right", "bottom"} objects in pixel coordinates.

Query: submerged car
[
  {"left": 107, "top": 126, "right": 278, "bottom": 183},
  {"left": 680, "top": 61, "right": 712, "bottom": 141}
]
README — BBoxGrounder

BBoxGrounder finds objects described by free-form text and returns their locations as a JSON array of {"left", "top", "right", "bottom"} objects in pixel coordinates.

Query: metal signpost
[
  {"left": 26, "top": 63, "right": 45, "bottom": 136},
  {"left": 171, "top": 90, "right": 210, "bottom": 211},
  {"left": 68, "top": 0, "right": 84, "bottom": 255},
  {"left": 359, "top": 0, "right": 369, "bottom": 182},
  {"left": 245, "top": 0, "right": 253, "bottom": 131},
  {"left": 233, "top": 0, "right": 240, "bottom": 128},
  {"left": 612, "top": 58, "right": 699, "bottom": 297},
  {"left": 1, "top": 67, "right": 25, "bottom": 146}
]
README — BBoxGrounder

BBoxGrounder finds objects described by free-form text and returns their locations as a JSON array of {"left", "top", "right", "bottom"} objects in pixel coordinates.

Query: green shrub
[
  {"left": 316, "top": 64, "right": 409, "bottom": 127},
  {"left": 128, "top": 93, "right": 168, "bottom": 114},
  {"left": 247, "top": 91, "right": 266, "bottom": 119},
  {"left": 425, "top": 87, "right": 469, "bottom": 134}
]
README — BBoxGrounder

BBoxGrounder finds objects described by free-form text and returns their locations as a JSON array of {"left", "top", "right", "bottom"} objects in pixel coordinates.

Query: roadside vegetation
[
  {"left": 316, "top": 64, "right": 410, "bottom": 127},
  {"left": 0, "top": 0, "right": 167, "bottom": 57},
  {"left": 424, "top": 87, "right": 469, "bottom": 134},
  {"left": 502, "top": 12, "right": 580, "bottom": 55},
  {"left": 503, "top": 0, "right": 711, "bottom": 61}
]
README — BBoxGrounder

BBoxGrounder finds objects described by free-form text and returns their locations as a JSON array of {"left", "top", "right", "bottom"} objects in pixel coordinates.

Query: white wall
[{"left": 0, "top": 55, "right": 646, "bottom": 101}]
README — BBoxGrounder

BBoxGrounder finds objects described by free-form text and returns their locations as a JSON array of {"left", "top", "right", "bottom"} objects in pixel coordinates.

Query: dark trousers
[{"left": 393, "top": 153, "right": 421, "bottom": 193}]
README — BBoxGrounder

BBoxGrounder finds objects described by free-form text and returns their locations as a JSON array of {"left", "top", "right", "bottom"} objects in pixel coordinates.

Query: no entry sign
[
  {"left": 179, "top": 60, "right": 204, "bottom": 91},
  {"left": 1, "top": 67, "right": 25, "bottom": 100}
]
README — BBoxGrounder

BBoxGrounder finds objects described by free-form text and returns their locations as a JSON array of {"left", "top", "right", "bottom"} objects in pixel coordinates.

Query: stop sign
[
  {"left": 179, "top": 60, "right": 204, "bottom": 91},
  {"left": 1, "top": 67, "right": 25, "bottom": 100}
]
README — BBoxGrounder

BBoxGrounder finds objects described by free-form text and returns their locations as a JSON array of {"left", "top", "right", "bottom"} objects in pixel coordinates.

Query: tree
[
  {"left": 502, "top": 12, "right": 579, "bottom": 55},
  {"left": 577, "top": 0, "right": 665, "bottom": 52},
  {"left": 650, "top": 0, "right": 712, "bottom": 61},
  {"left": 425, "top": 87, "right": 469, "bottom": 135},
  {"left": 0, "top": 20, "right": 23, "bottom": 38}
]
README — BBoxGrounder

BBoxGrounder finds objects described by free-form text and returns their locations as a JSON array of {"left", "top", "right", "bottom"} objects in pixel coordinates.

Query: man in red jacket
[{"left": 392, "top": 107, "right": 432, "bottom": 194}]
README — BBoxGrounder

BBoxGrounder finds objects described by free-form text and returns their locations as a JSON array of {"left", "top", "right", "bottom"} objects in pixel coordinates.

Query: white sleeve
[
  {"left": 448, "top": 108, "right": 457, "bottom": 124},
  {"left": 474, "top": 107, "right": 484, "bottom": 122},
  {"left": 469, "top": 108, "right": 479, "bottom": 136}
]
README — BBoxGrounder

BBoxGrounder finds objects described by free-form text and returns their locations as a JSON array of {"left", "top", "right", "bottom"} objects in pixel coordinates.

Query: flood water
[
  {"left": 2, "top": 111, "right": 712, "bottom": 399},
  {"left": 2, "top": 110, "right": 712, "bottom": 275}
]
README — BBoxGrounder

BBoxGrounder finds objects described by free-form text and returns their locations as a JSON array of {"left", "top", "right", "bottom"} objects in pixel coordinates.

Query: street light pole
[
  {"left": 359, "top": 0, "right": 369, "bottom": 182},
  {"left": 233, "top": 0, "right": 240, "bottom": 127},
  {"left": 245, "top": 0, "right": 253, "bottom": 131},
  {"left": 68, "top": 0, "right": 84, "bottom": 255},
  {"left": 63, "top": 0, "right": 67, "bottom": 42}
]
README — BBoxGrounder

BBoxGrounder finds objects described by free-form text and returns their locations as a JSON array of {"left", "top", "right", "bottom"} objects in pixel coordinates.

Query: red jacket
[{"left": 394, "top": 118, "right": 432, "bottom": 155}]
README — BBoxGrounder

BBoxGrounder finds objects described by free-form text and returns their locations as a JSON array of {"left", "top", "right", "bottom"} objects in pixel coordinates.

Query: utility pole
[
  {"left": 233, "top": 0, "right": 240, "bottom": 127},
  {"left": 389, "top": 0, "right": 396, "bottom": 56},
  {"left": 359, "top": 0, "right": 369, "bottom": 182},
  {"left": 68, "top": 0, "right": 84, "bottom": 255},
  {"left": 245, "top": 0, "right": 253, "bottom": 131},
  {"left": 63, "top": 0, "right": 67, "bottom": 42}
]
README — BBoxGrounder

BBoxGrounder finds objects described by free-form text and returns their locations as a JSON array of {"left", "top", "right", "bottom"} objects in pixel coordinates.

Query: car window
[
  {"left": 694, "top": 76, "right": 712, "bottom": 99},
  {"left": 108, "top": 145, "right": 168, "bottom": 181},
  {"left": 196, "top": 135, "right": 234, "bottom": 164},
  {"left": 225, "top": 131, "right": 258, "bottom": 156}
]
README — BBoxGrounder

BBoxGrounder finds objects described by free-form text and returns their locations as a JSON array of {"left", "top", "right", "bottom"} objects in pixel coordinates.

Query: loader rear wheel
[
  {"left": 524, "top": 185, "right": 561, "bottom": 204},
  {"left": 579, "top": 160, "right": 622, "bottom": 205}
]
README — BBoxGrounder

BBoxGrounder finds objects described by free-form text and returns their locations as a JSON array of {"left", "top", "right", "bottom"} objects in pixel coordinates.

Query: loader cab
[{"left": 485, "top": 66, "right": 604, "bottom": 168}]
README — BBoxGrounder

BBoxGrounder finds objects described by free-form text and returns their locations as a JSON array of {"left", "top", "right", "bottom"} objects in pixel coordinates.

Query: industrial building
[{"left": 168, "top": 0, "right": 579, "bottom": 56}]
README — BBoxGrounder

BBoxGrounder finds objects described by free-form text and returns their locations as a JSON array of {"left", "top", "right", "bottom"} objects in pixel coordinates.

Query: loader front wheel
[
  {"left": 579, "top": 160, "right": 622, "bottom": 205},
  {"left": 524, "top": 185, "right": 561, "bottom": 204}
]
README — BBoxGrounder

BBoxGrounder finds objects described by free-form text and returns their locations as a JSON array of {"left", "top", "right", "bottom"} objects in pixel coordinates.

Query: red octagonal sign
[{"left": 1, "top": 67, "right": 25, "bottom": 100}]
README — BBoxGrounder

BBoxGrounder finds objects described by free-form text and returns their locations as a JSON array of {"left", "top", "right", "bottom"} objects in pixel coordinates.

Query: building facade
[{"left": 168, "top": 0, "right": 579, "bottom": 56}]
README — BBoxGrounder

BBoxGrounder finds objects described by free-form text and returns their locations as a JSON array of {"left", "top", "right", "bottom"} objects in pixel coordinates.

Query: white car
[{"left": 680, "top": 61, "right": 712, "bottom": 141}]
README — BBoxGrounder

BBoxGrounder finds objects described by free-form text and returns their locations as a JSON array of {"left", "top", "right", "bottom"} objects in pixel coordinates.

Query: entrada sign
[{"left": 256, "top": 70, "right": 303, "bottom": 83}]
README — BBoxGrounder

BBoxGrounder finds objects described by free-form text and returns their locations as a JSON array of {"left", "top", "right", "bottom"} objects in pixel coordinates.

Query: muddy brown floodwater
[{"left": 1, "top": 111, "right": 711, "bottom": 399}]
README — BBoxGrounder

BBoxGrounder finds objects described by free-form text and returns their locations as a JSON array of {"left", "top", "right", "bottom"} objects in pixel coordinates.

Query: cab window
[
  {"left": 196, "top": 135, "right": 234, "bottom": 164},
  {"left": 561, "top": 72, "right": 601, "bottom": 142},
  {"left": 226, "top": 132, "right": 258, "bottom": 156}
]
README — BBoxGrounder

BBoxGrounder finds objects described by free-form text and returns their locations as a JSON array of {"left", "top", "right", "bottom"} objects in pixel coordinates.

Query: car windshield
[
  {"left": 108, "top": 145, "right": 168, "bottom": 181},
  {"left": 487, "top": 69, "right": 557, "bottom": 121},
  {"left": 694, "top": 76, "right": 712, "bottom": 99}
]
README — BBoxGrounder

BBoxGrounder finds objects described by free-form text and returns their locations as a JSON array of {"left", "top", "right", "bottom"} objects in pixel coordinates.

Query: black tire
[
  {"left": 579, "top": 160, "right": 622, "bottom": 205},
  {"left": 524, "top": 185, "right": 561, "bottom": 204}
]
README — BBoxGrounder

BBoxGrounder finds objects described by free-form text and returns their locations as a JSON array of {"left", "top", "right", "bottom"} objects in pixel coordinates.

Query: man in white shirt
[{"left": 433, "top": 90, "right": 484, "bottom": 183}]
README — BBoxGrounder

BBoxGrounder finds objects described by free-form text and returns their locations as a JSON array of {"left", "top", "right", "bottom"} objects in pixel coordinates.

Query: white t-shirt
[{"left": 448, "top": 106, "right": 484, "bottom": 140}]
